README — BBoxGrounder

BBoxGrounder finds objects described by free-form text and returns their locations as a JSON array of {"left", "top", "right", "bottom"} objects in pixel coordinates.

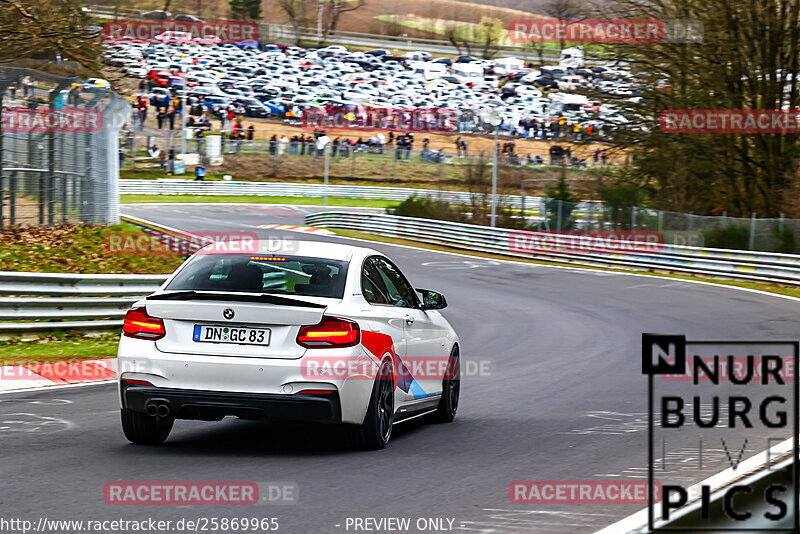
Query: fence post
[
  {"left": 392, "top": 148, "right": 398, "bottom": 181},
  {"left": 350, "top": 149, "right": 356, "bottom": 178},
  {"left": 541, "top": 197, "right": 550, "bottom": 231},
  {"left": 722, "top": 211, "right": 727, "bottom": 227},
  {"left": 312, "top": 148, "right": 317, "bottom": 178},
  {"left": 47, "top": 120, "right": 55, "bottom": 225},
  {"left": 9, "top": 170, "right": 15, "bottom": 227},
  {"left": 657, "top": 210, "right": 663, "bottom": 234},
  {"left": 631, "top": 206, "right": 637, "bottom": 230},
  {"left": 0, "top": 83, "right": 3, "bottom": 228},
  {"left": 749, "top": 212, "right": 756, "bottom": 250},
  {"left": 556, "top": 199, "right": 562, "bottom": 232},
  {"left": 688, "top": 212, "right": 693, "bottom": 236},
  {"left": 130, "top": 133, "right": 136, "bottom": 169}
]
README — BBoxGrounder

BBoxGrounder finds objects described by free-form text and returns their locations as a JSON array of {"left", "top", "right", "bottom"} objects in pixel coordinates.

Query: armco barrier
[
  {"left": 0, "top": 272, "right": 167, "bottom": 333},
  {"left": 119, "top": 179, "right": 540, "bottom": 210},
  {"left": 304, "top": 211, "right": 800, "bottom": 285}
]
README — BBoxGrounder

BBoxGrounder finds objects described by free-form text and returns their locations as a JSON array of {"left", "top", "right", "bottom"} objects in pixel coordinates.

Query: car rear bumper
[{"left": 121, "top": 383, "right": 341, "bottom": 422}]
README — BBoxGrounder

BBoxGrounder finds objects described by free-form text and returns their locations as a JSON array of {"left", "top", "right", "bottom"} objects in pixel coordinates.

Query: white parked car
[
  {"left": 515, "top": 85, "right": 543, "bottom": 99},
  {"left": 118, "top": 241, "right": 461, "bottom": 450},
  {"left": 557, "top": 75, "right": 589, "bottom": 91}
]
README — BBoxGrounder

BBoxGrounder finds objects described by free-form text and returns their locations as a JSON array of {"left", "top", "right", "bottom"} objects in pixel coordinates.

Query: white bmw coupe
[{"left": 117, "top": 240, "right": 460, "bottom": 449}]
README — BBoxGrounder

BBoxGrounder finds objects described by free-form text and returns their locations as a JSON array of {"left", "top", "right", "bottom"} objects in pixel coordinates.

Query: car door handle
[{"left": 404, "top": 315, "right": 414, "bottom": 326}]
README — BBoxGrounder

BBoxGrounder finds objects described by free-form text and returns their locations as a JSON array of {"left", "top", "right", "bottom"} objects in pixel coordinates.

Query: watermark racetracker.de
[
  {"left": 104, "top": 481, "right": 298, "bottom": 505},
  {"left": 507, "top": 19, "right": 703, "bottom": 44},
  {"left": 509, "top": 230, "right": 664, "bottom": 256},
  {"left": 660, "top": 110, "right": 800, "bottom": 133},
  {"left": 105, "top": 231, "right": 298, "bottom": 256}
]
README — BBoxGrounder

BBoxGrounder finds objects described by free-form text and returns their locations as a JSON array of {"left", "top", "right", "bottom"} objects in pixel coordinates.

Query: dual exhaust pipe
[{"left": 145, "top": 399, "right": 171, "bottom": 418}]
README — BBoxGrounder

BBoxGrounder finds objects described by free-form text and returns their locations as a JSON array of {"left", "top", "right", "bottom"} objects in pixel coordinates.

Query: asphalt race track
[{"left": 3, "top": 202, "right": 799, "bottom": 534}]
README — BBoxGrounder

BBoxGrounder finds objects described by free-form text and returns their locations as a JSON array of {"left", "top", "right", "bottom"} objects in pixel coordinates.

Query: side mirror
[{"left": 417, "top": 288, "right": 447, "bottom": 310}]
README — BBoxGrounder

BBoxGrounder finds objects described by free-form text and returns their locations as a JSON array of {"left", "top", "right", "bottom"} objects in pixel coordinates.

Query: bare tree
[
  {"left": 316, "top": 0, "right": 365, "bottom": 45},
  {"left": 0, "top": 0, "right": 101, "bottom": 73},
  {"left": 606, "top": 0, "right": 800, "bottom": 217},
  {"left": 541, "top": 0, "right": 584, "bottom": 49},
  {"left": 444, "top": 23, "right": 472, "bottom": 56},
  {"left": 277, "top": 0, "right": 310, "bottom": 43}
]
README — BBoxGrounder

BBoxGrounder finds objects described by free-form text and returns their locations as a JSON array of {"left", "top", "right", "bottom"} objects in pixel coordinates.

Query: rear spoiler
[{"left": 147, "top": 290, "right": 326, "bottom": 309}]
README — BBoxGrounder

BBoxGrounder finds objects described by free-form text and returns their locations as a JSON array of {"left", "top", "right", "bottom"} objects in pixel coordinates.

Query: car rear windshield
[{"left": 165, "top": 254, "right": 349, "bottom": 298}]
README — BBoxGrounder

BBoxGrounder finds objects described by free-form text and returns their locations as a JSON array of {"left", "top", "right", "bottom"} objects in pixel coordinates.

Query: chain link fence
[
  {"left": 524, "top": 199, "right": 800, "bottom": 252},
  {"left": 0, "top": 67, "right": 130, "bottom": 227}
]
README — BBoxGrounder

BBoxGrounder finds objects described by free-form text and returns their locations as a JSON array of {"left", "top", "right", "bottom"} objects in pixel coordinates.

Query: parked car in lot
[
  {"left": 557, "top": 75, "right": 590, "bottom": 91},
  {"left": 104, "top": 37, "right": 637, "bottom": 140},
  {"left": 118, "top": 241, "right": 461, "bottom": 449},
  {"left": 174, "top": 14, "right": 204, "bottom": 22},
  {"left": 141, "top": 9, "right": 171, "bottom": 20},
  {"left": 202, "top": 95, "right": 231, "bottom": 113},
  {"left": 234, "top": 97, "right": 270, "bottom": 117}
]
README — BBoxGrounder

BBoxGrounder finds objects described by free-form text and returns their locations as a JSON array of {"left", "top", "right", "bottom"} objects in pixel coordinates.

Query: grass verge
[
  {"left": 0, "top": 332, "right": 120, "bottom": 364},
  {"left": 0, "top": 223, "right": 185, "bottom": 274}
]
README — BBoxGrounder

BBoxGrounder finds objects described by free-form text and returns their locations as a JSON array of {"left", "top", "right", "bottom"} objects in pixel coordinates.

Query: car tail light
[
  {"left": 122, "top": 379, "right": 153, "bottom": 386},
  {"left": 297, "top": 389, "right": 335, "bottom": 395},
  {"left": 297, "top": 316, "right": 359, "bottom": 348},
  {"left": 123, "top": 307, "right": 166, "bottom": 340}
]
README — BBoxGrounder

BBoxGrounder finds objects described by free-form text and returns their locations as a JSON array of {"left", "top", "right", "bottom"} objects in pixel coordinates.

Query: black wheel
[
  {"left": 350, "top": 358, "right": 394, "bottom": 450},
  {"left": 430, "top": 346, "right": 460, "bottom": 423},
  {"left": 121, "top": 410, "right": 174, "bottom": 445}
]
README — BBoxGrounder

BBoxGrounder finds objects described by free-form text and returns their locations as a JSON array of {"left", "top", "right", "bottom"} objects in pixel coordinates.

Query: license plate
[{"left": 193, "top": 325, "right": 271, "bottom": 346}]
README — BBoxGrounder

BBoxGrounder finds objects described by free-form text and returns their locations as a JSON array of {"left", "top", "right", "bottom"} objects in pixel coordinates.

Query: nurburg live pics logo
[{"left": 642, "top": 334, "right": 799, "bottom": 531}]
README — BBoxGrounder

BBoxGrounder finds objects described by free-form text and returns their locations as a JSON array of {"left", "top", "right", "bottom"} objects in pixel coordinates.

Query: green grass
[
  {"left": 121, "top": 194, "right": 400, "bottom": 208},
  {"left": 0, "top": 333, "right": 120, "bottom": 364},
  {"left": 0, "top": 223, "right": 185, "bottom": 274}
]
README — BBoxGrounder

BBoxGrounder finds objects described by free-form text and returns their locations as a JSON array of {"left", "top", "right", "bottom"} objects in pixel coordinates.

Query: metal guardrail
[
  {"left": 304, "top": 212, "right": 800, "bottom": 286},
  {"left": 119, "top": 178, "right": 538, "bottom": 209},
  {"left": 0, "top": 272, "right": 167, "bottom": 333}
]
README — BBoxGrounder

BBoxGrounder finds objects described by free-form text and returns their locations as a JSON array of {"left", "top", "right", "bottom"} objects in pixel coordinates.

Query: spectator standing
[
  {"left": 218, "top": 108, "right": 226, "bottom": 129},
  {"left": 395, "top": 134, "right": 405, "bottom": 159},
  {"left": 194, "top": 128, "right": 205, "bottom": 155},
  {"left": 246, "top": 125, "right": 255, "bottom": 145}
]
